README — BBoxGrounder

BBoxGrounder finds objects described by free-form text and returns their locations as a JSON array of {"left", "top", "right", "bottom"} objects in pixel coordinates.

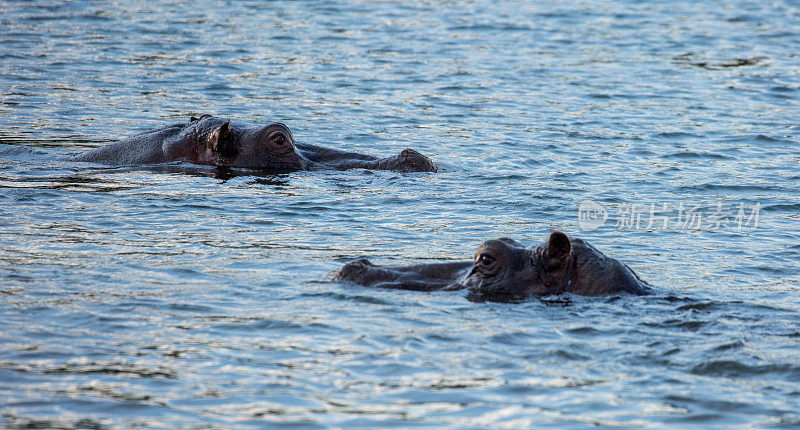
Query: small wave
[
  {"left": 754, "top": 134, "right": 792, "bottom": 143},
  {"left": 661, "top": 151, "right": 732, "bottom": 160},
  {"left": 564, "top": 326, "right": 603, "bottom": 337},
  {"left": 167, "top": 303, "right": 215, "bottom": 313},
  {"left": 424, "top": 333, "right": 459, "bottom": 343},
  {"left": 677, "top": 183, "right": 782, "bottom": 193},
  {"left": 770, "top": 86, "right": 797, "bottom": 93},
  {"left": 489, "top": 331, "right": 536, "bottom": 346},
  {"left": 41, "top": 362, "right": 178, "bottom": 379},
  {"left": 691, "top": 360, "right": 800, "bottom": 381},
  {"left": 762, "top": 203, "right": 800, "bottom": 212},
  {"left": 723, "top": 134, "right": 796, "bottom": 146},
  {"left": 710, "top": 341, "right": 745, "bottom": 352},
  {"left": 2, "top": 416, "right": 109, "bottom": 430},
  {"left": 673, "top": 53, "right": 769, "bottom": 70},
  {"left": 749, "top": 265, "right": 795, "bottom": 276},
  {"left": 676, "top": 301, "right": 719, "bottom": 312},
  {"left": 0, "top": 144, "right": 48, "bottom": 158},
  {"left": 0, "top": 174, "right": 142, "bottom": 193},
  {"left": 206, "top": 316, "right": 306, "bottom": 332},
  {"left": 548, "top": 349, "right": 590, "bottom": 361},
  {"left": 652, "top": 132, "right": 700, "bottom": 139},
  {"left": 298, "top": 291, "right": 394, "bottom": 306},
  {"left": 648, "top": 318, "right": 710, "bottom": 331},
  {"left": 449, "top": 24, "right": 533, "bottom": 32}
]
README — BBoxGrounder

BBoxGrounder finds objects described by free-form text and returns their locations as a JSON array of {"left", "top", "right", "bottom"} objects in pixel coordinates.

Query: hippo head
[
  {"left": 383, "top": 149, "right": 437, "bottom": 172},
  {"left": 462, "top": 232, "right": 573, "bottom": 302},
  {"left": 221, "top": 122, "right": 309, "bottom": 171},
  {"left": 167, "top": 118, "right": 309, "bottom": 171}
]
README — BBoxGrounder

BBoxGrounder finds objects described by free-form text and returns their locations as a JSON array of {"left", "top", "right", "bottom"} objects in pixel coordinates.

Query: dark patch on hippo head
[
  {"left": 230, "top": 123, "right": 308, "bottom": 171},
  {"left": 542, "top": 231, "right": 572, "bottom": 272},
  {"left": 332, "top": 258, "right": 374, "bottom": 282},
  {"left": 389, "top": 148, "right": 437, "bottom": 172},
  {"left": 207, "top": 121, "right": 237, "bottom": 159},
  {"left": 165, "top": 118, "right": 238, "bottom": 166},
  {"left": 463, "top": 232, "right": 573, "bottom": 303}
]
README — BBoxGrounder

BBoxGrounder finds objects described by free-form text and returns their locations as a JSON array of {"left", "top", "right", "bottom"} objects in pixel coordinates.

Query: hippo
[
  {"left": 333, "top": 231, "right": 651, "bottom": 302},
  {"left": 73, "top": 115, "right": 436, "bottom": 173}
]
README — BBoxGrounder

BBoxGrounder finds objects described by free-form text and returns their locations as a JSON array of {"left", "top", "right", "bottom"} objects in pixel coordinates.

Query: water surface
[{"left": 1, "top": 0, "right": 799, "bottom": 427}]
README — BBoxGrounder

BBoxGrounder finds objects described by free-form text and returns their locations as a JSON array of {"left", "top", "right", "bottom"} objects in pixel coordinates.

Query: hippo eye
[
  {"left": 270, "top": 132, "right": 286, "bottom": 145},
  {"left": 478, "top": 254, "right": 495, "bottom": 266}
]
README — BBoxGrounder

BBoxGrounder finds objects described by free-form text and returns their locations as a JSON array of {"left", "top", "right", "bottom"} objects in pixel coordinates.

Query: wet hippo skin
[
  {"left": 334, "top": 231, "right": 652, "bottom": 302},
  {"left": 74, "top": 115, "right": 436, "bottom": 173}
]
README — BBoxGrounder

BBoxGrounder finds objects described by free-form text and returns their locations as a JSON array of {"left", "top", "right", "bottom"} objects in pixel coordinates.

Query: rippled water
[{"left": 2, "top": 0, "right": 799, "bottom": 427}]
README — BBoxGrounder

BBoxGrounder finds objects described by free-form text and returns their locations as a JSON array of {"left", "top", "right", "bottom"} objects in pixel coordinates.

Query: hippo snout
[
  {"left": 394, "top": 148, "right": 436, "bottom": 172},
  {"left": 333, "top": 258, "right": 374, "bottom": 282}
]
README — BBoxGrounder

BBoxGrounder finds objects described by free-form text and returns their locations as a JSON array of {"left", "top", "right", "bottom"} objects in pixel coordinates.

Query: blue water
[{"left": 1, "top": 1, "right": 799, "bottom": 427}]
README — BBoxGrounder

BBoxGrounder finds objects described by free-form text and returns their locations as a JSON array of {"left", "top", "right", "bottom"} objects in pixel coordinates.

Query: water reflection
[{"left": 1, "top": 0, "right": 799, "bottom": 427}]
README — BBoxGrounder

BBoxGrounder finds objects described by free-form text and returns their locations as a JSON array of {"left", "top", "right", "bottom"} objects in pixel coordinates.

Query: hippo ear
[
  {"left": 544, "top": 231, "right": 571, "bottom": 270},
  {"left": 208, "top": 121, "right": 237, "bottom": 158}
]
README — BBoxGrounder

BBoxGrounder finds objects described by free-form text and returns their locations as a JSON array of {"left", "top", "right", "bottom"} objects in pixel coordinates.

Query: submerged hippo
[
  {"left": 73, "top": 115, "right": 436, "bottom": 173},
  {"left": 334, "top": 231, "right": 651, "bottom": 302}
]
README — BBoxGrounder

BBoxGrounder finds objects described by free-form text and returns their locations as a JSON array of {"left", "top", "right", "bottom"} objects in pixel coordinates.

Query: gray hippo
[
  {"left": 334, "top": 231, "right": 651, "bottom": 302},
  {"left": 73, "top": 115, "right": 436, "bottom": 173}
]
